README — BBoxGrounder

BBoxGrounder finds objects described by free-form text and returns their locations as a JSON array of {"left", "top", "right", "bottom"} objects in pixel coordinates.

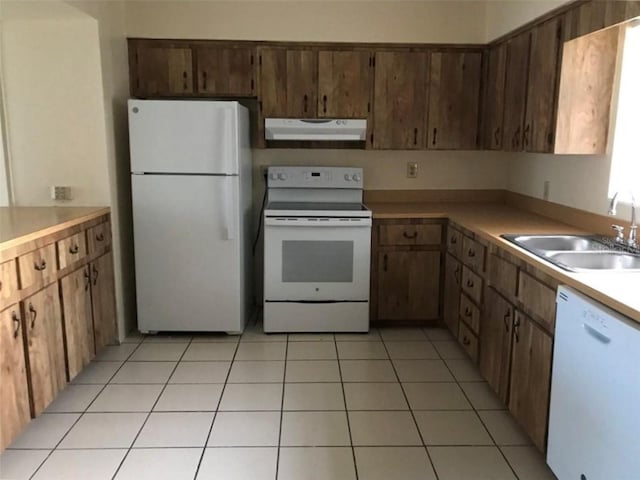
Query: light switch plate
[{"left": 407, "top": 162, "right": 418, "bottom": 178}]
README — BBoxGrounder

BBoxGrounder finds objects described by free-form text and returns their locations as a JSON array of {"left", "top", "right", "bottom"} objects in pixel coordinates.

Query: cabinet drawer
[
  {"left": 1, "top": 260, "right": 18, "bottom": 306},
  {"left": 458, "top": 322, "right": 479, "bottom": 362},
  {"left": 459, "top": 292, "right": 481, "bottom": 334},
  {"left": 17, "top": 244, "right": 57, "bottom": 290},
  {"left": 462, "top": 236, "right": 486, "bottom": 272},
  {"left": 517, "top": 272, "right": 556, "bottom": 332},
  {"left": 488, "top": 253, "right": 518, "bottom": 299},
  {"left": 446, "top": 227, "right": 463, "bottom": 258},
  {"left": 461, "top": 266, "right": 483, "bottom": 305},
  {"left": 57, "top": 232, "right": 88, "bottom": 270},
  {"left": 87, "top": 222, "right": 111, "bottom": 254},
  {"left": 379, "top": 224, "right": 442, "bottom": 246}
]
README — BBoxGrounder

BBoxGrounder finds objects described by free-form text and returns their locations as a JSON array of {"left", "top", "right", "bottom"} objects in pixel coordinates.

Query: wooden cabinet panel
[
  {"left": 487, "top": 253, "right": 518, "bottom": 300},
  {"left": 443, "top": 254, "right": 462, "bottom": 337},
  {"left": 195, "top": 46, "right": 255, "bottom": 96},
  {"left": 17, "top": 244, "right": 56, "bottom": 291},
  {"left": 509, "top": 310, "right": 553, "bottom": 451},
  {"left": 372, "top": 51, "right": 428, "bottom": 149},
  {"left": 57, "top": 232, "right": 87, "bottom": 270},
  {"left": 132, "top": 43, "right": 193, "bottom": 97},
  {"left": 427, "top": 51, "right": 482, "bottom": 149},
  {"left": 480, "top": 288, "right": 514, "bottom": 403},
  {"left": 87, "top": 222, "right": 111, "bottom": 255},
  {"left": 23, "top": 283, "right": 66, "bottom": 416},
  {"left": 461, "top": 266, "right": 483, "bottom": 305},
  {"left": 379, "top": 224, "right": 442, "bottom": 246},
  {"left": 446, "top": 227, "right": 463, "bottom": 259},
  {"left": 517, "top": 272, "right": 556, "bottom": 332},
  {"left": 503, "top": 32, "right": 531, "bottom": 152},
  {"left": 318, "top": 50, "right": 372, "bottom": 118},
  {"left": 0, "top": 305, "right": 31, "bottom": 451},
  {"left": 482, "top": 44, "right": 507, "bottom": 150},
  {"left": 459, "top": 293, "right": 481, "bottom": 335},
  {"left": 1, "top": 260, "right": 18, "bottom": 307},
  {"left": 554, "top": 25, "right": 620, "bottom": 154},
  {"left": 524, "top": 17, "right": 563, "bottom": 153},
  {"left": 462, "top": 236, "right": 486, "bottom": 273},
  {"left": 377, "top": 250, "right": 440, "bottom": 320},
  {"left": 61, "top": 267, "right": 94, "bottom": 381},
  {"left": 457, "top": 321, "right": 479, "bottom": 362},
  {"left": 91, "top": 253, "right": 117, "bottom": 352},
  {"left": 259, "top": 48, "right": 317, "bottom": 118}
]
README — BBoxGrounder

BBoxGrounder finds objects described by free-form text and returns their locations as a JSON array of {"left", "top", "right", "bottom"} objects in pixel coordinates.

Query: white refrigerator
[{"left": 128, "top": 100, "right": 253, "bottom": 333}]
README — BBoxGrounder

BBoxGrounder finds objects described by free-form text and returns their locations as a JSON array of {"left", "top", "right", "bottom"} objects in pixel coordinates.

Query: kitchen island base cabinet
[
  {"left": 23, "top": 283, "right": 67, "bottom": 416},
  {"left": 91, "top": 253, "right": 117, "bottom": 352},
  {"left": 0, "top": 305, "right": 31, "bottom": 451}
]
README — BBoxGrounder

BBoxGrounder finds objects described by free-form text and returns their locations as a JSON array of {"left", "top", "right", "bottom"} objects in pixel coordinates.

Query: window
[{"left": 609, "top": 20, "right": 640, "bottom": 204}]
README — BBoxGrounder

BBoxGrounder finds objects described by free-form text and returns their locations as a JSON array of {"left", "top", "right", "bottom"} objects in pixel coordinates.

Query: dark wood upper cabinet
[
  {"left": 258, "top": 47, "right": 317, "bottom": 118},
  {"left": 502, "top": 32, "right": 531, "bottom": 152},
  {"left": 130, "top": 41, "right": 194, "bottom": 97},
  {"left": 482, "top": 44, "right": 507, "bottom": 150},
  {"left": 317, "top": 50, "right": 372, "bottom": 118},
  {"left": 427, "top": 50, "right": 482, "bottom": 150},
  {"left": 372, "top": 51, "right": 428, "bottom": 149},
  {"left": 195, "top": 46, "right": 255, "bottom": 97},
  {"left": 524, "top": 18, "right": 563, "bottom": 153}
]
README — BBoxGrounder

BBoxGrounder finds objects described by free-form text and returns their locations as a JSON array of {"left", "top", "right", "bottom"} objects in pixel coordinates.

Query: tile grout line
[
  {"left": 27, "top": 339, "right": 146, "bottom": 480},
  {"left": 334, "top": 335, "right": 359, "bottom": 480},
  {"left": 274, "top": 331, "right": 290, "bottom": 480}
]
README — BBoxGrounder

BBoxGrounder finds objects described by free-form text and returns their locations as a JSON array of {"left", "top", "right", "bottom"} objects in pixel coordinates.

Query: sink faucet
[{"left": 608, "top": 191, "right": 637, "bottom": 248}]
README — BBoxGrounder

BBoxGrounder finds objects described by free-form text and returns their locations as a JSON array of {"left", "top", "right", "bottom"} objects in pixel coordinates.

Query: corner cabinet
[{"left": 371, "top": 219, "right": 444, "bottom": 324}]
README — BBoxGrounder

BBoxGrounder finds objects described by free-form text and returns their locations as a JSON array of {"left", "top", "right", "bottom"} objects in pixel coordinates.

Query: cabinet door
[
  {"left": 317, "top": 50, "right": 372, "bottom": 118},
  {"left": 377, "top": 250, "right": 440, "bottom": 320},
  {"left": 372, "top": 51, "right": 428, "bottom": 149},
  {"left": 91, "top": 253, "right": 117, "bottom": 352},
  {"left": 509, "top": 311, "right": 553, "bottom": 452},
  {"left": 443, "top": 254, "right": 462, "bottom": 337},
  {"left": 524, "top": 18, "right": 563, "bottom": 152},
  {"left": 61, "top": 266, "right": 94, "bottom": 381},
  {"left": 259, "top": 48, "right": 317, "bottom": 118},
  {"left": 133, "top": 43, "right": 194, "bottom": 97},
  {"left": 503, "top": 32, "right": 531, "bottom": 152},
  {"left": 0, "top": 305, "right": 31, "bottom": 451},
  {"left": 427, "top": 51, "right": 482, "bottom": 149},
  {"left": 480, "top": 288, "right": 514, "bottom": 404},
  {"left": 195, "top": 46, "right": 255, "bottom": 96},
  {"left": 24, "top": 283, "right": 66, "bottom": 416},
  {"left": 482, "top": 44, "right": 507, "bottom": 150}
]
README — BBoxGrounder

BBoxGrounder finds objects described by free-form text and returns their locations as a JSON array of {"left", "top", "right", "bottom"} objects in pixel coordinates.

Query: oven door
[{"left": 264, "top": 216, "right": 371, "bottom": 301}]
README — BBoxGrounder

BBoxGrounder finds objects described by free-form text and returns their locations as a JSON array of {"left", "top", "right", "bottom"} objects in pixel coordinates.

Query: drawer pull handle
[
  {"left": 12, "top": 312, "right": 20, "bottom": 339},
  {"left": 69, "top": 244, "right": 79, "bottom": 254},
  {"left": 96, "top": 233, "right": 105, "bottom": 242},
  {"left": 464, "top": 307, "right": 472, "bottom": 317},
  {"left": 466, "top": 279, "right": 474, "bottom": 288},
  {"left": 28, "top": 303, "right": 37, "bottom": 329},
  {"left": 34, "top": 259, "right": 47, "bottom": 271},
  {"left": 467, "top": 249, "right": 476, "bottom": 258},
  {"left": 462, "top": 336, "right": 471, "bottom": 346},
  {"left": 403, "top": 231, "right": 418, "bottom": 240}
]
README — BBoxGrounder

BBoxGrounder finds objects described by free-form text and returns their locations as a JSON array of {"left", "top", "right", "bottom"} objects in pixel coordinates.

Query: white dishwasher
[{"left": 547, "top": 286, "right": 640, "bottom": 480}]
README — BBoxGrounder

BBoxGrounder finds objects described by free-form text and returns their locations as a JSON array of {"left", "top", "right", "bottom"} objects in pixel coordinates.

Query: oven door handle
[{"left": 264, "top": 217, "right": 372, "bottom": 227}]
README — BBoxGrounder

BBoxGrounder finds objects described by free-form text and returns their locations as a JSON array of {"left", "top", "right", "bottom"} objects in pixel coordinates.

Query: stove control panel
[{"left": 267, "top": 166, "right": 364, "bottom": 189}]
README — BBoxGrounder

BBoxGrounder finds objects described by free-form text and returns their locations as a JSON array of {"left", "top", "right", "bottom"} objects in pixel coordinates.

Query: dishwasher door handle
[{"left": 583, "top": 323, "right": 611, "bottom": 344}]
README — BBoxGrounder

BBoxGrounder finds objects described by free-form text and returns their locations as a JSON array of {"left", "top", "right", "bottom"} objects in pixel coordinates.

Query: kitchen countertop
[
  {"left": 0, "top": 206, "right": 110, "bottom": 252},
  {"left": 367, "top": 201, "right": 640, "bottom": 325}
]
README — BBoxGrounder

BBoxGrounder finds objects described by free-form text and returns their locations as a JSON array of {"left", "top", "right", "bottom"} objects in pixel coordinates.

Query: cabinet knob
[
  {"left": 432, "top": 128, "right": 437, "bottom": 146},
  {"left": 466, "top": 279, "right": 474, "bottom": 288},
  {"left": 69, "top": 244, "right": 79, "bottom": 254},
  {"left": 96, "top": 233, "right": 105, "bottom": 242},
  {"left": 467, "top": 249, "right": 476, "bottom": 258},
  {"left": 503, "top": 309, "right": 511, "bottom": 332},
  {"left": 11, "top": 312, "right": 20, "bottom": 339},
  {"left": 523, "top": 123, "right": 531, "bottom": 147},
  {"left": 28, "top": 303, "right": 37, "bottom": 329},
  {"left": 464, "top": 307, "right": 472, "bottom": 317},
  {"left": 84, "top": 268, "right": 91, "bottom": 291},
  {"left": 414, "top": 128, "right": 418, "bottom": 145},
  {"left": 202, "top": 71, "right": 208, "bottom": 90},
  {"left": 303, "top": 94, "right": 308, "bottom": 113},
  {"left": 462, "top": 336, "right": 471, "bottom": 346},
  {"left": 92, "top": 265, "right": 99, "bottom": 286},
  {"left": 34, "top": 259, "right": 47, "bottom": 271},
  {"left": 494, "top": 127, "right": 500, "bottom": 147},
  {"left": 450, "top": 236, "right": 457, "bottom": 244},
  {"left": 323, "top": 95, "right": 327, "bottom": 114}
]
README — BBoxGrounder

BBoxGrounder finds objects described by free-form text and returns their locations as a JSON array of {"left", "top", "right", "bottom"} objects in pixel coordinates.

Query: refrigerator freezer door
[
  {"left": 129, "top": 100, "right": 239, "bottom": 174},
  {"left": 132, "top": 174, "right": 242, "bottom": 332}
]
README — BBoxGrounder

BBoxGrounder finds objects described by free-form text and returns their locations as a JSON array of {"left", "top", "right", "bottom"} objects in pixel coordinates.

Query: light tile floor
[{"left": 0, "top": 324, "right": 557, "bottom": 480}]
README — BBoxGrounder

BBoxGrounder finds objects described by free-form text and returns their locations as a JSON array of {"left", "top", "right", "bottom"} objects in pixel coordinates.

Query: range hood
[{"left": 265, "top": 118, "right": 367, "bottom": 141}]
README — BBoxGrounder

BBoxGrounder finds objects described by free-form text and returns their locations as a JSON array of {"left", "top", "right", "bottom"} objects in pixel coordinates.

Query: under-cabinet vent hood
[{"left": 265, "top": 118, "right": 367, "bottom": 141}]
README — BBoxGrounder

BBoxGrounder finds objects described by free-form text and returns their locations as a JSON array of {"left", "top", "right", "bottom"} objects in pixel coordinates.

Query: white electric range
[{"left": 263, "top": 166, "right": 372, "bottom": 332}]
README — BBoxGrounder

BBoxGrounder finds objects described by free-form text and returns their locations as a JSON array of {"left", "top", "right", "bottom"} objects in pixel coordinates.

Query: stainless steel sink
[
  {"left": 546, "top": 251, "right": 640, "bottom": 272},
  {"left": 501, "top": 234, "right": 640, "bottom": 272}
]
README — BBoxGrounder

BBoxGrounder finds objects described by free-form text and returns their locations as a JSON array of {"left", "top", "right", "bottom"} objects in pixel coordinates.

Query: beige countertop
[
  {"left": 0, "top": 206, "right": 110, "bottom": 252},
  {"left": 368, "top": 201, "right": 640, "bottom": 324}
]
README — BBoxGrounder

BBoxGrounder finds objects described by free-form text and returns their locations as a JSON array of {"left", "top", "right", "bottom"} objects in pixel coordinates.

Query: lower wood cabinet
[
  {"left": 509, "top": 310, "right": 553, "bottom": 452},
  {"left": 0, "top": 305, "right": 30, "bottom": 451},
  {"left": 23, "top": 282, "right": 66, "bottom": 416},
  {"left": 60, "top": 266, "right": 95, "bottom": 380},
  {"left": 91, "top": 253, "right": 117, "bottom": 351}
]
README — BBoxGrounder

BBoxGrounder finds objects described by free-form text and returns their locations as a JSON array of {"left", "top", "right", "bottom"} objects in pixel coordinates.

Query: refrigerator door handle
[{"left": 221, "top": 178, "right": 237, "bottom": 240}]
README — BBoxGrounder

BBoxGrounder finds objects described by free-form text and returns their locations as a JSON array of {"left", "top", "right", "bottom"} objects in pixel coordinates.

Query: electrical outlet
[
  {"left": 51, "top": 186, "right": 71, "bottom": 201},
  {"left": 543, "top": 180, "right": 550, "bottom": 201},
  {"left": 407, "top": 162, "right": 418, "bottom": 178}
]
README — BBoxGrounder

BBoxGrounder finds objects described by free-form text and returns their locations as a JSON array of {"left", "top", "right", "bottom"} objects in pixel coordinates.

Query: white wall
[{"left": 485, "top": 0, "right": 567, "bottom": 41}]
